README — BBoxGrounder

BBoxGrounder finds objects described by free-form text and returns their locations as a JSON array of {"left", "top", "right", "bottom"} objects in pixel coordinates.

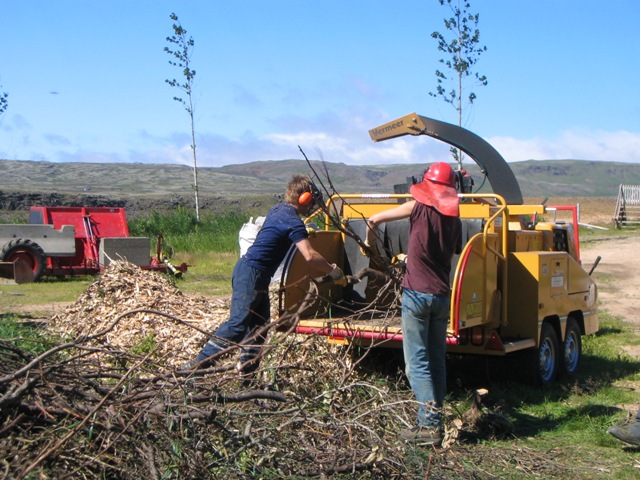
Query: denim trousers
[
  {"left": 196, "top": 257, "right": 271, "bottom": 369},
  {"left": 401, "top": 288, "right": 450, "bottom": 428}
]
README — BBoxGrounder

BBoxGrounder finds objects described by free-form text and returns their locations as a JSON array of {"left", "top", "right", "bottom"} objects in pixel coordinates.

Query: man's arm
[
  {"left": 366, "top": 200, "right": 415, "bottom": 246},
  {"left": 295, "top": 238, "right": 334, "bottom": 274},
  {"left": 295, "top": 238, "right": 347, "bottom": 286}
]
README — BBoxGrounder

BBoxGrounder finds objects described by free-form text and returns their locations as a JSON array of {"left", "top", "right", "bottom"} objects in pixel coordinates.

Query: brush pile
[{"left": 2, "top": 261, "right": 542, "bottom": 479}]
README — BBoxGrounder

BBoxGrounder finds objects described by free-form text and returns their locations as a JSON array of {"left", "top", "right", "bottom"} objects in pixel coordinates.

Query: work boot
[
  {"left": 180, "top": 353, "right": 215, "bottom": 372},
  {"left": 398, "top": 426, "right": 443, "bottom": 446},
  {"left": 608, "top": 421, "right": 640, "bottom": 446},
  {"left": 181, "top": 340, "right": 223, "bottom": 372},
  {"left": 180, "top": 359, "right": 200, "bottom": 371}
]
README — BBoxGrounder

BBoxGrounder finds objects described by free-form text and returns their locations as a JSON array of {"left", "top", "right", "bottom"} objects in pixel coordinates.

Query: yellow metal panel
[
  {"left": 451, "top": 233, "right": 499, "bottom": 329},
  {"left": 567, "top": 253, "right": 593, "bottom": 293},
  {"left": 507, "top": 205, "right": 545, "bottom": 216},
  {"left": 505, "top": 252, "right": 541, "bottom": 341},
  {"left": 547, "top": 256, "right": 568, "bottom": 298},
  {"left": 508, "top": 231, "right": 544, "bottom": 252},
  {"left": 459, "top": 202, "right": 491, "bottom": 218},
  {"left": 281, "top": 231, "right": 344, "bottom": 317},
  {"left": 505, "top": 251, "right": 596, "bottom": 342}
]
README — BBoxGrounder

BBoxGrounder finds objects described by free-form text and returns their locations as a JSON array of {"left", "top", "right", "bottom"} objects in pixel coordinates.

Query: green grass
[
  {"left": 0, "top": 313, "right": 59, "bottom": 355},
  {"left": 436, "top": 313, "right": 640, "bottom": 479},
  {"left": 0, "top": 275, "right": 94, "bottom": 314},
  {"left": 131, "top": 206, "right": 246, "bottom": 253},
  {"left": 174, "top": 250, "right": 236, "bottom": 296},
  {"left": 580, "top": 223, "right": 640, "bottom": 240},
  {"left": 132, "top": 208, "right": 243, "bottom": 296}
]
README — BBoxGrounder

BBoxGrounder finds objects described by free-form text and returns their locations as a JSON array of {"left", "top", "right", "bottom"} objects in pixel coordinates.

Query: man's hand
[
  {"left": 360, "top": 241, "right": 380, "bottom": 257},
  {"left": 326, "top": 264, "right": 348, "bottom": 287},
  {"left": 392, "top": 253, "right": 407, "bottom": 265}
]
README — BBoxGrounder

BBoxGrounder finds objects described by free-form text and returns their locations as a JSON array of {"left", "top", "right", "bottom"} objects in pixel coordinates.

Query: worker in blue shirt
[{"left": 182, "top": 174, "right": 347, "bottom": 375}]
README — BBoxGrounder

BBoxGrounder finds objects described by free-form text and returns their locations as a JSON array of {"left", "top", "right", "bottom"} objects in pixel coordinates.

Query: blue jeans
[
  {"left": 196, "top": 258, "right": 271, "bottom": 371},
  {"left": 401, "top": 288, "right": 450, "bottom": 429}
]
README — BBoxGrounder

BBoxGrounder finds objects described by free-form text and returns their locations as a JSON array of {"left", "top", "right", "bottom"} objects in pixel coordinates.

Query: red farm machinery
[{"left": 0, "top": 206, "right": 186, "bottom": 283}]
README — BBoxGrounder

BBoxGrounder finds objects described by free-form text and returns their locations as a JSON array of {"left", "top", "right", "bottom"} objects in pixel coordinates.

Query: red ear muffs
[{"left": 298, "top": 191, "right": 313, "bottom": 206}]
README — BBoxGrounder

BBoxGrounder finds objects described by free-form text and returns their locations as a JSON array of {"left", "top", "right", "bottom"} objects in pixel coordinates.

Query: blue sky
[{"left": 1, "top": 0, "right": 639, "bottom": 168}]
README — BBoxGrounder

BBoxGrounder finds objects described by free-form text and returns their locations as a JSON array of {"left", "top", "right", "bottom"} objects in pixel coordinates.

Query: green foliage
[
  {"left": 430, "top": 0, "right": 487, "bottom": 164},
  {"left": 130, "top": 205, "right": 198, "bottom": 237},
  {"left": 129, "top": 207, "right": 245, "bottom": 253},
  {"left": 164, "top": 12, "right": 196, "bottom": 115},
  {"left": 164, "top": 11, "right": 201, "bottom": 221},
  {"left": 130, "top": 332, "right": 157, "bottom": 356},
  {"left": 0, "top": 314, "right": 55, "bottom": 355},
  {"left": 0, "top": 88, "right": 7, "bottom": 115},
  {"left": 430, "top": 0, "right": 488, "bottom": 113}
]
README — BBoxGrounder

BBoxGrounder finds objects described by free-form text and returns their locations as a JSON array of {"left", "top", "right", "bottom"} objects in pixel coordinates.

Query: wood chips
[{"left": 48, "top": 261, "right": 231, "bottom": 367}]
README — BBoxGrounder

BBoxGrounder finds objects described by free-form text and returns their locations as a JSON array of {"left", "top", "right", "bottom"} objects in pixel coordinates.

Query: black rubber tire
[
  {"left": 0, "top": 238, "right": 47, "bottom": 281},
  {"left": 533, "top": 322, "right": 560, "bottom": 386},
  {"left": 560, "top": 317, "right": 582, "bottom": 378}
]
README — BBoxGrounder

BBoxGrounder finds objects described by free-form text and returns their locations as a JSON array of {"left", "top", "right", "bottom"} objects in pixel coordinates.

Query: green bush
[{"left": 129, "top": 207, "right": 246, "bottom": 254}]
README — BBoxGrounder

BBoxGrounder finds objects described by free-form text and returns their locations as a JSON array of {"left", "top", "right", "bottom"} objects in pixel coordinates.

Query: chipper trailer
[
  {"left": 0, "top": 206, "right": 186, "bottom": 283},
  {"left": 276, "top": 113, "right": 599, "bottom": 386}
]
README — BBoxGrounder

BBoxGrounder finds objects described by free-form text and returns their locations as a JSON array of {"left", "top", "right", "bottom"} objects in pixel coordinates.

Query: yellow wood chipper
[{"left": 276, "top": 112, "right": 598, "bottom": 386}]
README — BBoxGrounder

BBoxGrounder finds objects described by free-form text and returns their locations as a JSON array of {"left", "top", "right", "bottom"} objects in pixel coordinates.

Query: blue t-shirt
[{"left": 243, "top": 202, "right": 308, "bottom": 276}]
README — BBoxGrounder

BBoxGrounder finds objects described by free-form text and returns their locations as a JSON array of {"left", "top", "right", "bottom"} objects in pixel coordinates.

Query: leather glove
[
  {"left": 392, "top": 253, "right": 407, "bottom": 265},
  {"left": 326, "top": 264, "right": 348, "bottom": 287},
  {"left": 359, "top": 241, "right": 380, "bottom": 257}
]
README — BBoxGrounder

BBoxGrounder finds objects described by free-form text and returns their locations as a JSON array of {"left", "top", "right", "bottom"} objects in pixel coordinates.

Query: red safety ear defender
[{"left": 298, "top": 191, "right": 313, "bottom": 206}]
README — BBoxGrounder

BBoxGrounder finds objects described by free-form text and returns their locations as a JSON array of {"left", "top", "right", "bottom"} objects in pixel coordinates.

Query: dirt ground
[{"left": 581, "top": 233, "right": 640, "bottom": 358}]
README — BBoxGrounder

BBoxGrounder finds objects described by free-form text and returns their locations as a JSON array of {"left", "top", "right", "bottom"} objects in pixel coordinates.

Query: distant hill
[
  {"left": 0, "top": 158, "right": 637, "bottom": 218},
  {"left": 1, "top": 158, "right": 638, "bottom": 198}
]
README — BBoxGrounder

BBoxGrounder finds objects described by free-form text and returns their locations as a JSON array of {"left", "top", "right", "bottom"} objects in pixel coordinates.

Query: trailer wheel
[
  {"left": 0, "top": 239, "right": 47, "bottom": 281},
  {"left": 560, "top": 318, "right": 582, "bottom": 378},
  {"left": 533, "top": 322, "right": 559, "bottom": 386}
]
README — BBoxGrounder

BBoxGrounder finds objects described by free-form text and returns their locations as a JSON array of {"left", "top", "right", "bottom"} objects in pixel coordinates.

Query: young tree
[
  {"left": 0, "top": 86, "right": 7, "bottom": 116},
  {"left": 430, "top": 0, "right": 487, "bottom": 167},
  {"left": 165, "top": 12, "right": 200, "bottom": 222}
]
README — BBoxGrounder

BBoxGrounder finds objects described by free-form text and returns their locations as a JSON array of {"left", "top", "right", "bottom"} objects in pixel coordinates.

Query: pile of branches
[{"left": 1, "top": 262, "right": 520, "bottom": 479}]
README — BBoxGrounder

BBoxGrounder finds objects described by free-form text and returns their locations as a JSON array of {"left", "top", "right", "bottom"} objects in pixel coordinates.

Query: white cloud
[
  {"left": 4, "top": 106, "right": 640, "bottom": 168},
  {"left": 489, "top": 129, "right": 640, "bottom": 163},
  {"left": 100, "top": 128, "right": 640, "bottom": 167}
]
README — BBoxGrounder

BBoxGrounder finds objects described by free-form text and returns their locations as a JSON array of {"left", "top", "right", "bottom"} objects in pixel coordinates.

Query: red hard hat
[{"left": 424, "top": 162, "right": 456, "bottom": 188}]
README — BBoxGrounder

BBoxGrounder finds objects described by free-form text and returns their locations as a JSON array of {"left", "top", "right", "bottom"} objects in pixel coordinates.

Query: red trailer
[{"left": 0, "top": 206, "right": 186, "bottom": 282}]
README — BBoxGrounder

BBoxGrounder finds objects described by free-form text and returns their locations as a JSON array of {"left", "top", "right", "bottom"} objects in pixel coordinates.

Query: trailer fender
[{"left": 0, "top": 238, "right": 47, "bottom": 281}]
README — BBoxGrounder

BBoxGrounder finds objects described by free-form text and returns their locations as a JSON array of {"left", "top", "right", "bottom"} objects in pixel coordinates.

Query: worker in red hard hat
[{"left": 365, "top": 161, "right": 462, "bottom": 446}]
